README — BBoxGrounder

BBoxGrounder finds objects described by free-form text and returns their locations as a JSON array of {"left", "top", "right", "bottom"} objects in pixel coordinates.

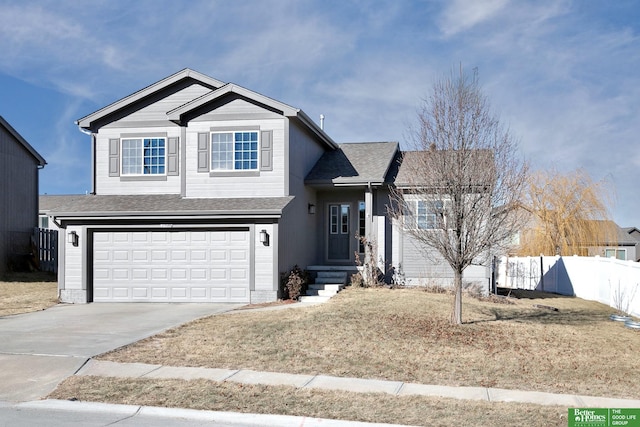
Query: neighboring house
[
  {"left": 44, "top": 69, "right": 492, "bottom": 303},
  {"left": 0, "top": 116, "right": 46, "bottom": 276},
  {"left": 516, "top": 215, "right": 640, "bottom": 261},
  {"left": 588, "top": 223, "right": 640, "bottom": 261}
]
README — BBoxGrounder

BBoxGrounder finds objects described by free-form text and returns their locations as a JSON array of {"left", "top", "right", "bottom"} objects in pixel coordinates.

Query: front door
[{"left": 327, "top": 203, "right": 350, "bottom": 261}]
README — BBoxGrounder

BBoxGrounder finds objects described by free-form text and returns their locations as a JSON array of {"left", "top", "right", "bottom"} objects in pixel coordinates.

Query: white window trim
[
  {"left": 210, "top": 130, "right": 260, "bottom": 172},
  {"left": 404, "top": 198, "right": 450, "bottom": 231},
  {"left": 605, "top": 248, "right": 626, "bottom": 260},
  {"left": 120, "top": 137, "right": 167, "bottom": 176}
]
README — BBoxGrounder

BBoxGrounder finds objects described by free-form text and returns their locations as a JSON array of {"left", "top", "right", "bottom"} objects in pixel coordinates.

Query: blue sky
[{"left": 0, "top": 0, "right": 638, "bottom": 226}]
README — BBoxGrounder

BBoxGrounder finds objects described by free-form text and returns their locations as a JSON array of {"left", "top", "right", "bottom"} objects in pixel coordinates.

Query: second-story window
[
  {"left": 211, "top": 131, "right": 258, "bottom": 171},
  {"left": 121, "top": 138, "right": 166, "bottom": 175}
]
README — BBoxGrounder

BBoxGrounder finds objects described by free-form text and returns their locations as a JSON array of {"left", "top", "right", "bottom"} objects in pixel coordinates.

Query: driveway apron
[{"left": 0, "top": 303, "right": 240, "bottom": 402}]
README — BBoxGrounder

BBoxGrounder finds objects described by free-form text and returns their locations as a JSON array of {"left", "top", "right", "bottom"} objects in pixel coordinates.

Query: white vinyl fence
[{"left": 496, "top": 255, "right": 640, "bottom": 317}]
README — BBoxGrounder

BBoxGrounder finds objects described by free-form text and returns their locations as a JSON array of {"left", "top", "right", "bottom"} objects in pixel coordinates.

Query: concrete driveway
[{"left": 0, "top": 303, "right": 240, "bottom": 402}]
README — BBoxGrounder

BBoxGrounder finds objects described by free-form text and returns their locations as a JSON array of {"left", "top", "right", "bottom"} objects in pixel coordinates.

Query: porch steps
[{"left": 299, "top": 270, "right": 349, "bottom": 303}]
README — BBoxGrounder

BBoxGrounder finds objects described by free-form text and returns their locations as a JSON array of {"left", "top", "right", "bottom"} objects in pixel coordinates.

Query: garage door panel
[
  {"left": 190, "top": 268, "right": 207, "bottom": 280},
  {"left": 132, "top": 269, "right": 149, "bottom": 280},
  {"left": 112, "top": 287, "right": 131, "bottom": 298},
  {"left": 93, "top": 230, "right": 251, "bottom": 302},
  {"left": 132, "top": 287, "right": 149, "bottom": 298},
  {"left": 113, "top": 269, "right": 130, "bottom": 280},
  {"left": 151, "top": 287, "right": 168, "bottom": 298},
  {"left": 230, "top": 287, "right": 248, "bottom": 298},
  {"left": 151, "top": 250, "right": 168, "bottom": 261},
  {"left": 151, "top": 269, "right": 168, "bottom": 280},
  {"left": 230, "top": 269, "right": 247, "bottom": 280},
  {"left": 190, "top": 287, "right": 207, "bottom": 298},
  {"left": 171, "top": 288, "right": 188, "bottom": 298}
]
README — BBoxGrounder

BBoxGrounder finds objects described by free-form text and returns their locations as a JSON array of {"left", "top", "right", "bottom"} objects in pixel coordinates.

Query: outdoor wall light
[
  {"left": 259, "top": 229, "right": 269, "bottom": 246},
  {"left": 308, "top": 203, "right": 316, "bottom": 214},
  {"left": 67, "top": 231, "right": 79, "bottom": 247}
]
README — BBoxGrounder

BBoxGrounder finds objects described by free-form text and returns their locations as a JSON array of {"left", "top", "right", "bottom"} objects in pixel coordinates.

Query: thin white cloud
[{"left": 438, "top": 0, "right": 510, "bottom": 37}]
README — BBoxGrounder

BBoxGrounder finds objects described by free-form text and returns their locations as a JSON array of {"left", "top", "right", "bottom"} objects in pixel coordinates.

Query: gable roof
[
  {"left": 76, "top": 69, "right": 224, "bottom": 130},
  {"left": 394, "top": 149, "right": 494, "bottom": 189},
  {"left": 76, "top": 68, "right": 337, "bottom": 149},
  {"left": 305, "top": 142, "right": 399, "bottom": 186},
  {"left": 167, "top": 81, "right": 337, "bottom": 149},
  {"left": 0, "top": 116, "right": 46, "bottom": 166}
]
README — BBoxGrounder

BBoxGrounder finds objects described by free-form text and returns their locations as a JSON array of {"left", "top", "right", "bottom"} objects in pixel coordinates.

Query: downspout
[{"left": 77, "top": 126, "right": 95, "bottom": 194}]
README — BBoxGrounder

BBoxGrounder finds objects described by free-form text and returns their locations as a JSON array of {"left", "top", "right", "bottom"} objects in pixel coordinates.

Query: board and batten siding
[
  {"left": 59, "top": 225, "right": 86, "bottom": 303},
  {"left": 253, "top": 223, "right": 278, "bottom": 302},
  {"left": 0, "top": 124, "right": 40, "bottom": 275},
  {"left": 94, "top": 126, "right": 182, "bottom": 195}
]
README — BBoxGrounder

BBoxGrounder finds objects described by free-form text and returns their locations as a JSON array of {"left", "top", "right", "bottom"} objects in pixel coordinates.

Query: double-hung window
[
  {"left": 211, "top": 131, "right": 258, "bottom": 171},
  {"left": 121, "top": 137, "right": 166, "bottom": 175},
  {"left": 407, "top": 199, "right": 447, "bottom": 230}
]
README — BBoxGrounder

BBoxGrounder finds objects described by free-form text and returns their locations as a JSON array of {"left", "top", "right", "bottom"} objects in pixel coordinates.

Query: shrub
[{"left": 281, "top": 265, "right": 309, "bottom": 300}]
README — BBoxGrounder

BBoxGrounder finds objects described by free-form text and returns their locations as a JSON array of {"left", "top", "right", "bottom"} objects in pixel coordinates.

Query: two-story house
[{"left": 46, "top": 69, "right": 491, "bottom": 303}]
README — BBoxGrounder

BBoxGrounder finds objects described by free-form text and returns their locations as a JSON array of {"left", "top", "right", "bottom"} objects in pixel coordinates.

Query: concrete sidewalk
[{"left": 77, "top": 359, "right": 640, "bottom": 408}]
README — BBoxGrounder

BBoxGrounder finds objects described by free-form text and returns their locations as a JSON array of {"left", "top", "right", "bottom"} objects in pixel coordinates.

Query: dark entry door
[{"left": 327, "top": 204, "right": 350, "bottom": 261}]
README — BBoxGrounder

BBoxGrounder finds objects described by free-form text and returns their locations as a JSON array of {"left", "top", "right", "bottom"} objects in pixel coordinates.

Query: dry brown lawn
[
  {"left": 96, "top": 287, "right": 640, "bottom": 399},
  {"left": 49, "top": 287, "right": 638, "bottom": 425},
  {"left": 0, "top": 271, "right": 58, "bottom": 316},
  {"left": 50, "top": 376, "right": 568, "bottom": 427}
]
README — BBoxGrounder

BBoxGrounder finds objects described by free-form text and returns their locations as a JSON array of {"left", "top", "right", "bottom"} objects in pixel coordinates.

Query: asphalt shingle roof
[
  {"left": 305, "top": 142, "right": 399, "bottom": 185},
  {"left": 40, "top": 194, "right": 293, "bottom": 217}
]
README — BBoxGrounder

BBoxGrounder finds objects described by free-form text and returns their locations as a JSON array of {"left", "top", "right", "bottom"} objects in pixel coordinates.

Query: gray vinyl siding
[
  {"left": 0, "top": 126, "right": 40, "bottom": 275},
  {"left": 277, "top": 119, "right": 327, "bottom": 273},
  {"left": 398, "top": 232, "right": 454, "bottom": 281}
]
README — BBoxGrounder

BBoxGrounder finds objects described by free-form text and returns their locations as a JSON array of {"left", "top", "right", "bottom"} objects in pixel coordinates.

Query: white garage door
[{"left": 93, "top": 230, "right": 250, "bottom": 302}]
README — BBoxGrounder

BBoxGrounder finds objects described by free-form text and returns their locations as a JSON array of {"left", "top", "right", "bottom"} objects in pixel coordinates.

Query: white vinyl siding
[
  {"left": 185, "top": 118, "right": 286, "bottom": 198},
  {"left": 121, "top": 137, "right": 166, "bottom": 175},
  {"left": 211, "top": 131, "right": 259, "bottom": 171},
  {"left": 95, "top": 128, "right": 181, "bottom": 195}
]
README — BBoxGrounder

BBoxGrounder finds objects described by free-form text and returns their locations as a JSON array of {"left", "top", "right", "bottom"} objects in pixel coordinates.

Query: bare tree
[
  {"left": 389, "top": 68, "right": 528, "bottom": 325},
  {"left": 518, "top": 168, "right": 616, "bottom": 256}
]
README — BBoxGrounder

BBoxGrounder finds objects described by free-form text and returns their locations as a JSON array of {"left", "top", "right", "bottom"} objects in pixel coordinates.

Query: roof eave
[
  {"left": 0, "top": 116, "right": 46, "bottom": 166},
  {"left": 76, "top": 68, "right": 225, "bottom": 129},
  {"left": 167, "top": 83, "right": 300, "bottom": 122},
  {"left": 295, "top": 110, "right": 338, "bottom": 150},
  {"left": 53, "top": 211, "right": 284, "bottom": 221}
]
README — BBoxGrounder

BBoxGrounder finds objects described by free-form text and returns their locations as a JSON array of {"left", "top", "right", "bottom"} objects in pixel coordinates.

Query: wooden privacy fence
[
  {"left": 496, "top": 255, "right": 640, "bottom": 317},
  {"left": 33, "top": 227, "right": 57, "bottom": 273}
]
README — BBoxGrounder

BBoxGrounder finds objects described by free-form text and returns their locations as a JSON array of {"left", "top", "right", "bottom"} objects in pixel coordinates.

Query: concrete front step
[
  {"left": 306, "top": 288, "right": 339, "bottom": 297},
  {"left": 309, "top": 284, "right": 343, "bottom": 292},
  {"left": 301, "top": 268, "right": 350, "bottom": 303}
]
